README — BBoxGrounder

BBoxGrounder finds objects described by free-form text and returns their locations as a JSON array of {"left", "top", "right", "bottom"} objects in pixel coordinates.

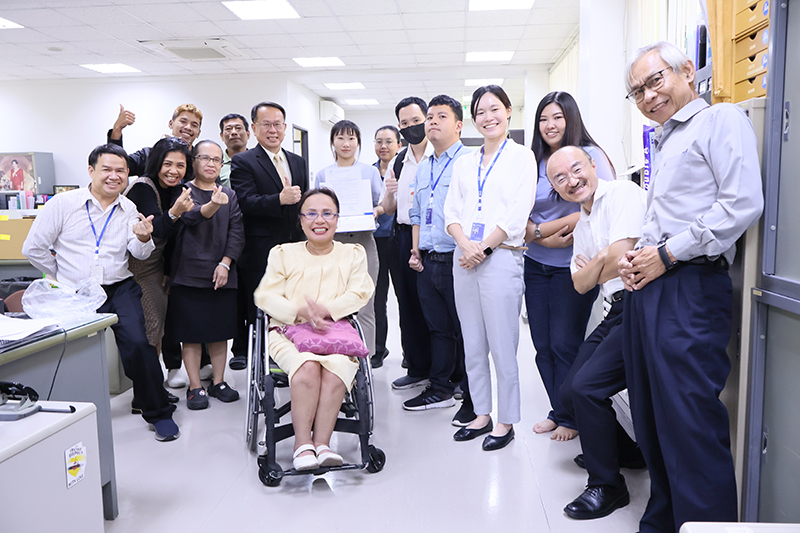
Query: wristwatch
[
  {"left": 657, "top": 243, "right": 678, "bottom": 270},
  {"left": 483, "top": 246, "right": 493, "bottom": 256},
  {"left": 533, "top": 223, "right": 542, "bottom": 239},
  {"left": 168, "top": 210, "right": 178, "bottom": 221}
]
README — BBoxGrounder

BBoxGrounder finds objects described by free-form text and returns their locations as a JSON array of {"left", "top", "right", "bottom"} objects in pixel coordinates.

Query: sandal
[
  {"left": 315, "top": 444, "right": 343, "bottom": 467},
  {"left": 292, "top": 444, "right": 318, "bottom": 471}
]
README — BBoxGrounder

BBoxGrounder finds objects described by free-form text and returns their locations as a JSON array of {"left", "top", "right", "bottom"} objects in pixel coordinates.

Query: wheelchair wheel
[
  {"left": 258, "top": 464, "right": 283, "bottom": 487},
  {"left": 366, "top": 445, "right": 386, "bottom": 473},
  {"left": 245, "top": 319, "right": 265, "bottom": 452}
]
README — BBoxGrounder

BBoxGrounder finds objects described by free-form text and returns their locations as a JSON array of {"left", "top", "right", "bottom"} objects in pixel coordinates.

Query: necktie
[{"left": 274, "top": 153, "right": 290, "bottom": 187}]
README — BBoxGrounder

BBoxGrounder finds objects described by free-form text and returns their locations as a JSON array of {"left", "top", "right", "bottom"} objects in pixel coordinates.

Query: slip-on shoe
[
  {"left": 482, "top": 427, "right": 515, "bottom": 451},
  {"left": 292, "top": 444, "right": 319, "bottom": 471},
  {"left": 564, "top": 484, "right": 630, "bottom": 520},
  {"left": 453, "top": 420, "right": 493, "bottom": 442}
]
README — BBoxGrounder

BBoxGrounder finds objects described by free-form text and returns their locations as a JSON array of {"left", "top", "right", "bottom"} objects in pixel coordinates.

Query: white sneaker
[
  {"left": 166, "top": 368, "right": 188, "bottom": 388},
  {"left": 199, "top": 364, "right": 214, "bottom": 381}
]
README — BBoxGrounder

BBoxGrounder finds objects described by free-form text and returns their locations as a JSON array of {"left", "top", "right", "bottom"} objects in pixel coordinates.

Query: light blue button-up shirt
[
  {"left": 409, "top": 140, "right": 469, "bottom": 252},
  {"left": 638, "top": 99, "right": 764, "bottom": 264}
]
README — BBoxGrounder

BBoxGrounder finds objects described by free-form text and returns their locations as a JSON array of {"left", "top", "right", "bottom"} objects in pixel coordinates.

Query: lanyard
[
  {"left": 477, "top": 138, "right": 508, "bottom": 213},
  {"left": 430, "top": 145, "right": 462, "bottom": 194},
  {"left": 86, "top": 201, "right": 117, "bottom": 261}
]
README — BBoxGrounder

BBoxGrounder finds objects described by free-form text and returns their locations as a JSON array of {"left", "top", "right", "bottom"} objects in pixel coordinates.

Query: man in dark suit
[{"left": 228, "top": 101, "right": 309, "bottom": 370}]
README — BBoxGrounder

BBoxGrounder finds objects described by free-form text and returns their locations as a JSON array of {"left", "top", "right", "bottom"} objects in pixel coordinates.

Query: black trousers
[
  {"left": 374, "top": 235, "right": 400, "bottom": 357},
  {"left": 232, "top": 251, "right": 268, "bottom": 359},
  {"left": 417, "top": 252, "right": 467, "bottom": 395},
  {"left": 393, "top": 224, "right": 432, "bottom": 378},
  {"left": 561, "top": 299, "right": 638, "bottom": 489},
  {"left": 99, "top": 278, "right": 175, "bottom": 423},
  {"left": 624, "top": 265, "right": 737, "bottom": 533}
]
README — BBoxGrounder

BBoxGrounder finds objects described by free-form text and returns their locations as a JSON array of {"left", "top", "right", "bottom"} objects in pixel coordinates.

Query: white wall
[
  {"left": 0, "top": 73, "right": 330, "bottom": 187},
  {"left": 286, "top": 80, "right": 331, "bottom": 182}
]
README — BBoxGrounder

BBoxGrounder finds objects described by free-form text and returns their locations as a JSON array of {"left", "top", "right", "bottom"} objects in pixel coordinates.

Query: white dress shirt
[
  {"left": 22, "top": 187, "right": 155, "bottom": 287},
  {"left": 393, "top": 142, "right": 434, "bottom": 225},
  {"left": 571, "top": 179, "right": 647, "bottom": 301},
  {"left": 444, "top": 139, "right": 537, "bottom": 247}
]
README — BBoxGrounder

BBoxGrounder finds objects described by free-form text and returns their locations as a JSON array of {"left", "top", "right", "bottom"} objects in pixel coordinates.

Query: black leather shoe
[
  {"left": 482, "top": 427, "right": 515, "bottom": 451},
  {"left": 574, "top": 451, "right": 646, "bottom": 470},
  {"left": 229, "top": 355, "right": 247, "bottom": 371},
  {"left": 564, "top": 484, "right": 630, "bottom": 520},
  {"left": 453, "top": 420, "right": 493, "bottom": 441},
  {"left": 370, "top": 349, "right": 389, "bottom": 368}
]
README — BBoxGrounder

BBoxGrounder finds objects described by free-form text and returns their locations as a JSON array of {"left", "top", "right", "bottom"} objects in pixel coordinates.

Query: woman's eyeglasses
[{"left": 300, "top": 211, "right": 339, "bottom": 221}]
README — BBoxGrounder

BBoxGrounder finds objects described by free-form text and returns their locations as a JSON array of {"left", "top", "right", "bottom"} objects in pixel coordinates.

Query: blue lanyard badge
[
  {"left": 86, "top": 201, "right": 117, "bottom": 262},
  {"left": 426, "top": 145, "right": 462, "bottom": 224},
  {"left": 476, "top": 138, "right": 508, "bottom": 216}
]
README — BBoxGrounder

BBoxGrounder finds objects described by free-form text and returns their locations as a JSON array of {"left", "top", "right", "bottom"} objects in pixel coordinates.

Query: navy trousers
[
  {"left": 524, "top": 256, "right": 597, "bottom": 429},
  {"left": 561, "top": 299, "right": 639, "bottom": 489},
  {"left": 623, "top": 265, "right": 737, "bottom": 532},
  {"left": 393, "top": 224, "right": 432, "bottom": 378},
  {"left": 416, "top": 252, "right": 466, "bottom": 395},
  {"left": 99, "top": 277, "right": 175, "bottom": 423}
]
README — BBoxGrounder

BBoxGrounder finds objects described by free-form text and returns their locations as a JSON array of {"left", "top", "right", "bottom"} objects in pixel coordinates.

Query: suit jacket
[{"left": 230, "top": 144, "right": 309, "bottom": 271}]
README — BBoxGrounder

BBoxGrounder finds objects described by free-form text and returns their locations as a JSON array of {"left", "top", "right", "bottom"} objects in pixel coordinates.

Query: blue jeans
[{"left": 524, "top": 256, "right": 597, "bottom": 429}]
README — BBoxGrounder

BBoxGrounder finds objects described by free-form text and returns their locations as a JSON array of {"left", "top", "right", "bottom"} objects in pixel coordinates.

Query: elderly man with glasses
[{"left": 619, "top": 41, "right": 763, "bottom": 533}]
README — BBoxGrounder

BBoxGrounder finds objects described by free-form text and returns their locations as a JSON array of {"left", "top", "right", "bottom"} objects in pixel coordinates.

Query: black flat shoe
[
  {"left": 564, "top": 484, "right": 630, "bottom": 520},
  {"left": 453, "top": 420, "right": 493, "bottom": 441},
  {"left": 574, "top": 451, "right": 647, "bottom": 470},
  {"left": 482, "top": 427, "right": 515, "bottom": 451}
]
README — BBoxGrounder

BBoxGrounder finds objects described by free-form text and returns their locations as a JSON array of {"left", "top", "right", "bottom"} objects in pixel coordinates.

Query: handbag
[{"left": 278, "top": 319, "right": 369, "bottom": 358}]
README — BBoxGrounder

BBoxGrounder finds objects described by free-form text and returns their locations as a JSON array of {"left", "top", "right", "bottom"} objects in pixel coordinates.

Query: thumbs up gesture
[
  {"left": 279, "top": 180, "right": 302, "bottom": 205},
  {"left": 385, "top": 169, "right": 398, "bottom": 196},
  {"left": 112, "top": 104, "right": 136, "bottom": 138}
]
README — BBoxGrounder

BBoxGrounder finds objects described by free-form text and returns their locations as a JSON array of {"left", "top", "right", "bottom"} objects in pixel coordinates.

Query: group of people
[{"left": 20, "top": 39, "right": 764, "bottom": 533}]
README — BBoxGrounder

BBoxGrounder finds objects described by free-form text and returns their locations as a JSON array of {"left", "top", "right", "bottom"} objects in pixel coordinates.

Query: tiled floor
[{"left": 104, "top": 296, "right": 649, "bottom": 533}]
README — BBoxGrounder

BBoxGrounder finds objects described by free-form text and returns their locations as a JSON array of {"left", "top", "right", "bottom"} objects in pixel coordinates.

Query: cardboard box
[
  {"left": 0, "top": 218, "right": 34, "bottom": 260},
  {"left": 735, "top": 25, "right": 770, "bottom": 63},
  {"left": 735, "top": 0, "right": 770, "bottom": 38},
  {"left": 734, "top": 73, "right": 768, "bottom": 102},
  {"left": 735, "top": 50, "right": 769, "bottom": 83}
]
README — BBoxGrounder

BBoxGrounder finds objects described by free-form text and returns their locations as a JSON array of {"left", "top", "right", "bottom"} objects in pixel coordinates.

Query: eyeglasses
[
  {"left": 300, "top": 210, "right": 339, "bottom": 221},
  {"left": 551, "top": 164, "right": 586, "bottom": 187},
  {"left": 375, "top": 138, "right": 397, "bottom": 146},
  {"left": 625, "top": 67, "right": 673, "bottom": 103},
  {"left": 255, "top": 121, "right": 285, "bottom": 131},
  {"left": 195, "top": 155, "right": 223, "bottom": 165}
]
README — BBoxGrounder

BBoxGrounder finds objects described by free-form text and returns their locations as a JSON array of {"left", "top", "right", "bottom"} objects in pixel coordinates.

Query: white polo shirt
[
  {"left": 570, "top": 179, "right": 647, "bottom": 301},
  {"left": 394, "top": 142, "right": 434, "bottom": 225}
]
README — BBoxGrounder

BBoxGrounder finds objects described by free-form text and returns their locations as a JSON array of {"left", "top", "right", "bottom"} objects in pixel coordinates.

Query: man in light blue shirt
[
  {"left": 405, "top": 95, "right": 473, "bottom": 426},
  {"left": 619, "top": 41, "right": 763, "bottom": 533}
]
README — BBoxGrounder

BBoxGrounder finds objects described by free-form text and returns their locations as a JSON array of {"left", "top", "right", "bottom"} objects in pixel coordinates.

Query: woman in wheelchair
[{"left": 254, "top": 188, "right": 374, "bottom": 472}]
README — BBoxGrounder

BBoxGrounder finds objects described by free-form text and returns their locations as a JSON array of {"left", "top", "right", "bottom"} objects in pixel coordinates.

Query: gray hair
[{"left": 625, "top": 41, "right": 692, "bottom": 93}]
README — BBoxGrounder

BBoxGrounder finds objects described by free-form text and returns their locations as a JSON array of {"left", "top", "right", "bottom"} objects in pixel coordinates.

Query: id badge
[
  {"left": 425, "top": 208, "right": 433, "bottom": 225},
  {"left": 407, "top": 184, "right": 415, "bottom": 204},
  {"left": 470, "top": 222, "right": 485, "bottom": 242},
  {"left": 90, "top": 264, "right": 104, "bottom": 285}
]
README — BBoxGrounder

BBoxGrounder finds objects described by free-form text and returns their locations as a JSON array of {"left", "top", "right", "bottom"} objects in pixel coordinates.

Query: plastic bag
[{"left": 21, "top": 278, "right": 107, "bottom": 320}]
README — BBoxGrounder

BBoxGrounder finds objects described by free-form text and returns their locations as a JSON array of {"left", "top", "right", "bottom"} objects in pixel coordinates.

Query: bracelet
[
  {"left": 657, "top": 243, "right": 677, "bottom": 270},
  {"left": 218, "top": 262, "right": 230, "bottom": 271},
  {"left": 168, "top": 210, "right": 178, "bottom": 221}
]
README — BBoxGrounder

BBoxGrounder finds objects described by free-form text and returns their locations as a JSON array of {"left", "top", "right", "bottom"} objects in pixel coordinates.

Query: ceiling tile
[
  {"left": 337, "top": 14, "right": 405, "bottom": 32},
  {"left": 401, "top": 12, "right": 466, "bottom": 29},
  {"left": 327, "top": 0, "right": 398, "bottom": 17},
  {"left": 188, "top": 1, "right": 241, "bottom": 21},
  {"left": 406, "top": 27, "right": 465, "bottom": 43},
  {"left": 412, "top": 41, "right": 464, "bottom": 54},
  {"left": 291, "top": 32, "right": 355, "bottom": 47},
  {"left": 396, "top": 0, "right": 465, "bottom": 13},
  {"left": 35, "top": 25, "right": 115, "bottom": 41},
  {"left": 235, "top": 34, "right": 300, "bottom": 48},
  {"left": 213, "top": 19, "right": 286, "bottom": 35},
  {"left": 0, "top": 43, "right": 35, "bottom": 57},
  {"left": 465, "top": 26, "right": 525, "bottom": 41},
  {"left": 53, "top": 5, "right": 144, "bottom": 25},
  {"left": 92, "top": 23, "right": 171, "bottom": 40},
  {"left": 522, "top": 23, "right": 575, "bottom": 39},
  {"left": 116, "top": 2, "right": 207, "bottom": 23},
  {"left": 0, "top": 28, "right": 53, "bottom": 44},
  {"left": 528, "top": 7, "right": 580, "bottom": 25},
  {"left": 287, "top": 0, "right": 336, "bottom": 18},
  {"left": 69, "top": 39, "right": 142, "bottom": 55},
  {"left": 348, "top": 30, "right": 408, "bottom": 45},
  {"left": 0, "top": 8, "right": 81, "bottom": 27},
  {"left": 510, "top": 49, "right": 560, "bottom": 63},
  {"left": 150, "top": 21, "right": 228, "bottom": 39}
]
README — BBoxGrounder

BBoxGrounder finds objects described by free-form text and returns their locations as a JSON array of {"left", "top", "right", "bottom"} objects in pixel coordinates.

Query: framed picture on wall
[
  {"left": 0, "top": 152, "right": 56, "bottom": 194},
  {"left": 53, "top": 185, "right": 79, "bottom": 195}
]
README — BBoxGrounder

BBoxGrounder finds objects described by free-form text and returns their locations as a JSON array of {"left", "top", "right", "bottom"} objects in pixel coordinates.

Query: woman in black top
[
  {"left": 124, "top": 137, "right": 194, "bottom": 353},
  {"left": 167, "top": 140, "right": 245, "bottom": 409}
]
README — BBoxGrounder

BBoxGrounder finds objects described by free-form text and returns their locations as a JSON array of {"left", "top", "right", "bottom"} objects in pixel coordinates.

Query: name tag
[
  {"left": 90, "top": 265, "right": 104, "bottom": 285},
  {"left": 425, "top": 208, "right": 433, "bottom": 225},
  {"left": 407, "top": 184, "right": 415, "bottom": 204},
  {"left": 470, "top": 222, "right": 485, "bottom": 242}
]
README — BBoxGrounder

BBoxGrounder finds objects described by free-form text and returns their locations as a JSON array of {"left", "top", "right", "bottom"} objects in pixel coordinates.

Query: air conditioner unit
[{"left": 319, "top": 101, "right": 344, "bottom": 126}]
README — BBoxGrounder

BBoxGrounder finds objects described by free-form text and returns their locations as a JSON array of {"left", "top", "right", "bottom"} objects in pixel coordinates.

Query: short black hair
[
  {"left": 88, "top": 144, "right": 128, "bottom": 167},
  {"left": 219, "top": 113, "right": 249, "bottom": 133},
  {"left": 428, "top": 94, "right": 463, "bottom": 122},
  {"left": 395, "top": 96, "right": 428, "bottom": 120},
  {"left": 374, "top": 125, "right": 401, "bottom": 143},
  {"left": 11, "top": 159, "right": 18, "bottom": 165},
  {"left": 191, "top": 139, "right": 223, "bottom": 158},
  {"left": 330, "top": 120, "right": 361, "bottom": 148},
  {"left": 299, "top": 187, "right": 340, "bottom": 214},
  {"left": 251, "top": 101, "right": 286, "bottom": 123},
  {"left": 469, "top": 85, "right": 512, "bottom": 121},
  {"left": 144, "top": 137, "right": 193, "bottom": 184}
]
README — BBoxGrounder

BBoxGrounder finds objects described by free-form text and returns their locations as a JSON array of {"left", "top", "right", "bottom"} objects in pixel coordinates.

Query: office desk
[
  {"left": 0, "top": 401, "right": 104, "bottom": 532},
  {"left": 0, "top": 313, "right": 119, "bottom": 520}
]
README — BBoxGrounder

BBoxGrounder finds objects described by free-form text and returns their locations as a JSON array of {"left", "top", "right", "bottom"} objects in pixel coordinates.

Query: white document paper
[
  {"left": 0, "top": 314, "right": 59, "bottom": 340},
  {"left": 324, "top": 166, "right": 376, "bottom": 233}
]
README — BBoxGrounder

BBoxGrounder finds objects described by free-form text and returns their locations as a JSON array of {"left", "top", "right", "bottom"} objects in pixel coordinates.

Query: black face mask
[{"left": 400, "top": 123, "right": 426, "bottom": 145}]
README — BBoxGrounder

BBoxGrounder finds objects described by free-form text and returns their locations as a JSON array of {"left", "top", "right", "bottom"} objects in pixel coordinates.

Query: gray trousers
[
  {"left": 453, "top": 247, "right": 524, "bottom": 424},
  {"left": 335, "top": 231, "right": 379, "bottom": 356}
]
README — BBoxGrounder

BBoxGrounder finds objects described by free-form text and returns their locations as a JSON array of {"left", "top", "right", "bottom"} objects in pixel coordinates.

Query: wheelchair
[{"left": 244, "top": 309, "right": 386, "bottom": 487}]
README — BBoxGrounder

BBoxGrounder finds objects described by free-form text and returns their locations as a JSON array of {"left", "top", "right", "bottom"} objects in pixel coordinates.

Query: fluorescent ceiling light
[
  {"left": 466, "top": 51, "right": 514, "bottom": 62},
  {"left": 324, "top": 82, "right": 365, "bottom": 90},
  {"left": 346, "top": 99, "right": 379, "bottom": 106},
  {"left": 222, "top": 0, "right": 300, "bottom": 20},
  {"left": 465, "top": 78, "right": 504, "bottom": 86},
  {"left": 469, "top": 0, "right": 535, "bottom": 10},
  {"left": 81, "top": 63, "right": 141, "bottom": 74},
  {"left": 293, "top": 56, "right": 344, "bottom": 67},
  {"left": 0, "top": 16, "right": 23, "bottom": 29}
]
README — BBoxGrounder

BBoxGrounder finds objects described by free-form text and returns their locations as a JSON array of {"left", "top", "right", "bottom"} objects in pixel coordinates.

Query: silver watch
[{"left": 534, "top": 224, "right": 542, "bottom": 239}]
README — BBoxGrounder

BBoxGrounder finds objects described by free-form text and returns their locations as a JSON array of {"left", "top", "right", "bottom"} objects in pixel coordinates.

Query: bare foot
[
  {"left": 533, "top": 418, "right": 557, "bottom": 434},
  {"left": 551, "top": 426, "right": 578, "bottom": 441}
]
